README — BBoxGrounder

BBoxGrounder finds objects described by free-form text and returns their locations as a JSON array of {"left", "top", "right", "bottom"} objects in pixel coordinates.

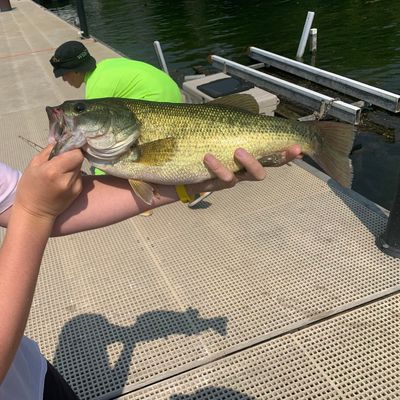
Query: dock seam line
[{"left": 104, "top": 284, "right": 400, "bottom": 399}]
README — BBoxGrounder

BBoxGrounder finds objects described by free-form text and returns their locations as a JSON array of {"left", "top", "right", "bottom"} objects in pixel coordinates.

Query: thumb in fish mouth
[
  {"left": 48, "top": 140, "right": 68, "bottom": 160},
  {"left": 48, "top": 144, "right": 59, "bottom": 160}
]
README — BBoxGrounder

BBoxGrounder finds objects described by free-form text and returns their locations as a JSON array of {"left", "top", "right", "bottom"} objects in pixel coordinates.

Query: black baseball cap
[{"left": 50, "top": 41, "right": 96, "bottom": 78}]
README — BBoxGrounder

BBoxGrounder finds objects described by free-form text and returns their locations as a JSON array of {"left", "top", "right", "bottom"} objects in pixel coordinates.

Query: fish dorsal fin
[
  {"left": 208, "top": 94, "right": 259, "bottom": 114},
  {"left": 129, "top": 179, "right": 154, "bottom": 205},
  {"left": 137, "top": 137, "right": 176, "bottom": 166}
]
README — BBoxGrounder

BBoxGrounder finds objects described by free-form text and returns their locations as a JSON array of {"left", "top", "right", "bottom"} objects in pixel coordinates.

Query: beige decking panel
[
  {"left": 26, "top": 218, "right": 212, "bottom": 399},
  {"left": 124, "top": 172, "right": 398, "bottom": 359},
  {"left": 22, "top": 157, "right": 400, "bottom": 399},
  {"left": 127, "top": 336, "right": 342, "bottom": 400},
  {"left": 119, "top": 294, "right": 400, "bottom": 400},
  {"left": 293, "top": 294, "right": 400, "bottom": 399},
  {"left": 2, "top": 2, "right": 400, "bottom": 400}
]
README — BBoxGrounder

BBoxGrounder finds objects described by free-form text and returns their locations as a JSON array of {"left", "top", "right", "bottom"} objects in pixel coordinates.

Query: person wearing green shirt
[
  {"left": 50, "top": 41, "right": 182, "bottom": 103},
  {"left": 50, "top": 40, "right": 182, "bottom": 186},
  {"left": 84, "top": 58, "right": 182, "bottom": 103}
]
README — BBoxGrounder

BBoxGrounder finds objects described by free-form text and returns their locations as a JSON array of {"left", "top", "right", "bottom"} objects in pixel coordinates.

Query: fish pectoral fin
[
  {"left": 137, "top": 137, "right": 177, "bottom": 166},
  {"left": 207, "top": 94, "right": 259, "bottom": 114},
  {"left": 129, "top": 179, "right": 154, "bottom": 205}
]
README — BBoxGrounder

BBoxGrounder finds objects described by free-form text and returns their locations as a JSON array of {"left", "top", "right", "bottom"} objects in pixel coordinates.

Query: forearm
[
  {"left": 1, "top": 176, "right": 216, "bottom": 237},
  {"left": 0, "top": 206, "right": 54, "bottom": 383},
  {"left": 52, "top": 175, "right": 187, "bottom": 236},
  {"left": 1, "top": 148, "right": 288, "bottom": 236},
  {"left": 51, "top": 160, "right": 258, "bottom": 237}
]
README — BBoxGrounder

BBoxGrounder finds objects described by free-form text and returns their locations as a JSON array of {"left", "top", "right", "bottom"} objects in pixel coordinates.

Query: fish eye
[{"left": 74, "top": 103, "right": 86, "bottom": 113}]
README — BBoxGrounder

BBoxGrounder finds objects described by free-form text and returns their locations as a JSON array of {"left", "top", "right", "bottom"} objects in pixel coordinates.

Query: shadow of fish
[{"left": 46, "top": 94, "right": 355, "bottom": 204}]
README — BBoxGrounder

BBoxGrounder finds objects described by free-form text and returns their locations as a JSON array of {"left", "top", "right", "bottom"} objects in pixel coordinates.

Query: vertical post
[
  {"left": 376, "top": 177, "right": 400, "bottom": 258},
  {"left": 296, "top": 11, "right": 315, "bottom": 60},
  {"left": 153, "top": 41, "right": 170, "bottom": 75},
  {"left": 76, "top": 0, "right": 90, "bottom": 38},
  {"left": 309, "top": 28, "right": 317, "bottom": 53},
  {"left": 309, "top": 27, "right": 317, "bottom": 66},
  {"left": 0, "top": 0, "right": 12, "bottom": 12}
]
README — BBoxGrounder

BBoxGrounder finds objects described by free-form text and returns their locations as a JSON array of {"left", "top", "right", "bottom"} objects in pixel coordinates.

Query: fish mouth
[
  {"left": 46, "top": 105, "right": 85, "bottom": 159},
  {"left": 46, "top": 105, "right": 69, "bottom": 144},
  {"left": 45, "top": 100, "right": 140, "bottom": 161}
]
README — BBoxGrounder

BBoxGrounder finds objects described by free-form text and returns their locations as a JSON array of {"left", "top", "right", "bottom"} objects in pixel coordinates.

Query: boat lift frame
[
  {"left": 248, "top": 47, "right": 400, "bottom": 113},
  {"left": 209, "top": 55, "right": 362, "bottom": 125}
]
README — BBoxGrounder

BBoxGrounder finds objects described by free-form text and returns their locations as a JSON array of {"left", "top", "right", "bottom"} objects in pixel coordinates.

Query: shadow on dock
[
  {"left": 171, "top": 386, "right": 256, "bottom": 399},
  {"left": 53, "top": 308, "right": 228, "bottom": 397}
]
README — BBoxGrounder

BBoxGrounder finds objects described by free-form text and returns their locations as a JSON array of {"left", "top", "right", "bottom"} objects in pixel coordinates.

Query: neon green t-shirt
[
  {"left": 84, "top": 58, "right": 182, "bottom": 103},
  {"left": 85, "top": 58, "right": 182, "bottom": 175}
]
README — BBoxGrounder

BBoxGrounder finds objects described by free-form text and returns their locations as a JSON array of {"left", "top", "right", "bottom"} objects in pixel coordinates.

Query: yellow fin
[
  {"left": 128, "top": 179, "right": 154, "bottom": 205},
  {"left": 207, "top": 93, "right": 259, "bottom": 114},
  {"left": 137, "top": 137, "right": 176, "bottom": 166}
]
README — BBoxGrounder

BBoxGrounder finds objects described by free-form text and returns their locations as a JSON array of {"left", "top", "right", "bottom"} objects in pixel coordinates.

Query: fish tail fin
[{"left": 307, "top": 121, "right": 355, "bottom": 188}]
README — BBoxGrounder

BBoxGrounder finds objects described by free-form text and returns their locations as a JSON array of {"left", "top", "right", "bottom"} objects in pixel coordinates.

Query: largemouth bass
[{"left": 46, "top": 94, "right": 355, "bottom": 204}]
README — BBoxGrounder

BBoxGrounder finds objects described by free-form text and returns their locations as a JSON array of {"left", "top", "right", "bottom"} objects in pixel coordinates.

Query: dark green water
[{"left": 39, "top": 0, "right": 400, "bottom": 210}]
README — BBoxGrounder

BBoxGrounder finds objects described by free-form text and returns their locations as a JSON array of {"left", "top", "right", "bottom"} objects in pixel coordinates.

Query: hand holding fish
[
  {"left": 15, "top": 145, "right": 84, "bottom": 221},
  {"left": 191, "top": 145, "right": 301, "bottom": 193},
  {"left": 45, "top": 145, "right": 296, "bottom": 235}
]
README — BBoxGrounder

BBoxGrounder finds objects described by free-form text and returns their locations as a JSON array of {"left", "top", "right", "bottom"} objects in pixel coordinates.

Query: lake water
[{"left": 38, "top": 0, "right": 400, "bottom": 210}]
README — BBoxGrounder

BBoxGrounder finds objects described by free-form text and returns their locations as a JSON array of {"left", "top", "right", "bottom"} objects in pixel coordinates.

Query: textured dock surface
[{"left": 1, "top": 2, "right": 399, "bottom": 399}]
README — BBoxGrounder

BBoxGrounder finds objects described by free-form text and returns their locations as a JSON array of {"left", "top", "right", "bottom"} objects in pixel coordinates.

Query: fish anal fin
[
  {"left": 138, "top": 137, "right": 176, "bottom": 166},
  {"left": 208, "top": 94, "right": 259, "bottom": 114},
  {"left": 129, "top": 179, "right": 154, "bottom": 205}
]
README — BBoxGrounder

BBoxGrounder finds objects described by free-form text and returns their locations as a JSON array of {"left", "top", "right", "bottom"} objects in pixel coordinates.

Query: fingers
[
  {"left": 234, "top": 148, "right": 266, "bottom": 180},
  {"left": 204, "top": 149, "right": 268, "bottom": 184},
  {"left": 258, "top": 145, "right": 303, "bottom": 168},
  {"left": 48, "top": 148, "right": 84, "bottom": 173},
  {"left": 199, "top": 149, "right": 266, "bottom": 193},
  {"left": 203, "top": 153, "right": 236, "bottom": 187},
  {"left": 57, "top": 149, "right": 84, "bottom": 170},
  {"left": 197, "top": 146, "right": 303, "bottom": 194},
  {"left": 29, "top": 145, "right": 84, "bottom": 174},
  {"left": 283, "top": 144, "right": 302, "bottom": 163},
  {"left": 16, "top": 145, "right": 84, "bottom": 219},
  {"left": 29, "top": 144, "right": 53, "bottom": 166},
  {"left": 28, "top": 145, "right": 84, "bottom": 199}
]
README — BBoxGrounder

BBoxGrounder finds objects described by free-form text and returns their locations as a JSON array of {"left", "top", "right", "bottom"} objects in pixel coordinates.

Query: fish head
[{"left": 46, "top": 99, "right": 140, "bottom": 159}]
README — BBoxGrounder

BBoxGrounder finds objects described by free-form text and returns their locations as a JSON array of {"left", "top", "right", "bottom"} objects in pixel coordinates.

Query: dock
[{"left": 1, "top": 1, "right": 399, "bottom": 399}]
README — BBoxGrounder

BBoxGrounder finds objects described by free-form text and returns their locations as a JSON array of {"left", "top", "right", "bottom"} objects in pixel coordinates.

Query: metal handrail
[
  {"left": 248, "top": 47, "right": 400, "bottom": 113},
  {"left": 209, "top": 55, "right": 361, "bottom": 125}
]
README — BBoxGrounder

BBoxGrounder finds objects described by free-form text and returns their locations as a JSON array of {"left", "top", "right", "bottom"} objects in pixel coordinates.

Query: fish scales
[
  {"left": 110, "top": 100, "right": 317, "bottom": 183},
  {"left": 46, "top": 95, "right": 355, "bottom": 203}
]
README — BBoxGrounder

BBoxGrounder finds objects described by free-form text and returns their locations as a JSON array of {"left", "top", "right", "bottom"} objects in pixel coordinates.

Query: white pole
[
  {"left": 153, "top": 40, "right": 169, "bottom": 75},
  {"left": 309, "top": 28, "right": 317, "bottom": 53},
  {"left": 296, "top": 11, "right": 315, "bottom": 59}
]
